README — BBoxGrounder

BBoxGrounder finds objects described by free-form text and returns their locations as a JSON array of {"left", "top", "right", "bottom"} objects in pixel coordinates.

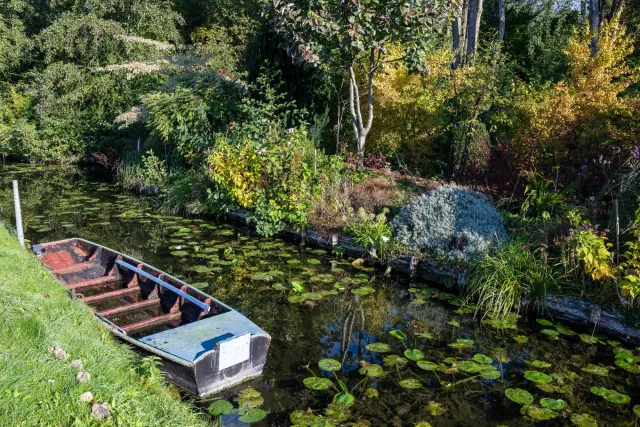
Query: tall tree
[
  {"left": 498, "top": 0, "right": 506, "bottom": 41},
  {"left": 271, "top": 0, "right": 449, "bottom": 168}
]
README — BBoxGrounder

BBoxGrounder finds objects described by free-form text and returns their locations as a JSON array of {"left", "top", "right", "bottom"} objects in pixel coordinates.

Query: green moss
[{"left": 0, "top": 225, "right": 205, "bottom": 426}]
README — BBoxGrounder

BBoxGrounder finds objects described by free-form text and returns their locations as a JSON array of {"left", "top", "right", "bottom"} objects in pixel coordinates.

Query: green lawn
[{"left": 0, "top": 225, "right": 206, "bottom": 426}]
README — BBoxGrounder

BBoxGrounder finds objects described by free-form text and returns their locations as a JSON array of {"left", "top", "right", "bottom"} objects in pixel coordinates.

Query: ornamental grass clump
[{"left": 390, "top": 184, "right": 507, "bottom": 261}]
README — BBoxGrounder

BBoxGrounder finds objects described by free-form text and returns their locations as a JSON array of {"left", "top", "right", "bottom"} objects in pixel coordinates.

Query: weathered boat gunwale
[{"left": 33, "top": 238, "right": 271, "bottom": 395}]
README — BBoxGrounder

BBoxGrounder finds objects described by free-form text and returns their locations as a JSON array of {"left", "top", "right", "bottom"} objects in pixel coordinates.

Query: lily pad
[
  {"left": 303, "top": 377, "right": 333, "bottom": 390},
  {"left": 307, "top": 258, "right": 321, "bottom": 265},
  {"left": 238, "top": 408, "right": 267, "bottom": 423},
  {"left": 536, "top": 318, "right": 553, "bottom": 326},
  {"left": 579, "top": 334, "right": 599, "bottom": 344},
  {"left": 399, "top": 378, "right": 422, "bottom": 389},
  {"left": 358, "top": 363, "right": 384, "bottom": 378},
  {"left": 570, "top": 413, "right": 598, "bottom": 427},
  {"left": 389, "top": 330, "right": 407, "bottom": 341},
  {"left": 365, "top": 342, "right": 391, "bottom": 353},
  {"left": 527, "top": 405, "right": 558, "bottom": 421},
  {"left": 318, "top": 358, "right": 342, "bottom": 372},
  {"left": 404, "top": 349, "right": 424, "bottom": 361},
  {"left": 332, "top": 391, "right": 355, "bottom": 407},
  {"left": 513, "top": 335, "right": 528, "bottom": 344},
  {"left": 236, "top": 387, "right": 263, "bottom": 408},
  {"left": 458, "top": 361, "right": 482, "bottom": 373},
  {"left": 383, "top": 355, "right": 408, "bottom": 368},
  {"left": 541, "top": 329, "right": 560, "bottom": 339},
  {"left": 417, "top": 361, "right": 439, "bottom": 371},
  {"left": 581, "top": 364, "right": 609, "bottom": 377},
  {"left": 481, "top": 370, "right": 501, "bottom": 380},
  {"left": 170, "top": 250, "right": 189, "bottom": 257},
  {"left": 540, "top": 398, "right": 566, "bottom": 410},
  {"left": 505, "top": 388, "right": 534, "bottom": 405},
  {"left": 351, "top": 286, "right": 375, "bottom": 296},
  {"left": 528, "top": 360, "right": 552, "bottom": 369},
  {"left": 473, "top": 354, "right": 493, "bottom": 364},
  {"left": 524, "top": 371, "right": 553, "bottom": 383},
  {"left": 365, "top": 388, "right": 379, "bottom": 398},
  {"left": 208, "top": 399, "right": 233, "bottom": 416},
  {"left": 601, "top": 389, "right": 630, "bottom": 404}
]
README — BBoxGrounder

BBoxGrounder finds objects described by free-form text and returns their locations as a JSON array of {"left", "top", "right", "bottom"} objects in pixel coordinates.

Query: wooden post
[
  {"left": 12, "top": 180, "right": 24, "bottom": 247},
  {"left": 614, "top": 199, "right": 620, "bottom": 266}
]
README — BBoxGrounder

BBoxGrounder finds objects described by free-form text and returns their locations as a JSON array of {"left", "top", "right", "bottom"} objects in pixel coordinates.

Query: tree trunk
[
  {"left": 453, "top": 17, "right": 461, "bottom": 68},
  {"left": 498, "top": 0, "right": 505, "bottom": 41},
  {"left": 348, "top": 50, "right": 376, "bottom": 170},
  {"left": 466, "top": 0, "right": 479, "bottom": 63},
  {"left": 607, "top": 0, "right": 624, "bottom": 22},
  {"left": 589, "top": 0, "right": 599, "bottom": 54}
]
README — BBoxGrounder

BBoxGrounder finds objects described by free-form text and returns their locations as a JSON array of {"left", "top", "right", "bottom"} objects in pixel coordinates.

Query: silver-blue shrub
[{"left": 390, "top": 184, "right": 507, "bottom": 260}]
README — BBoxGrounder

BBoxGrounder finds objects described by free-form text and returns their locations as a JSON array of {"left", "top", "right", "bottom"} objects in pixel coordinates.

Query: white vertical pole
[
  {"left": 12, "top": 180, "right": 24, "bottom": 247},
  {"left": 137, "top": 138, "right": 141, "bottom": 152}
]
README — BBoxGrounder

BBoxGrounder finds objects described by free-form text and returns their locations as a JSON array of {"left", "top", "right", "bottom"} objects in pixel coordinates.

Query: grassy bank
[{"left": 0, "top": 225, "right": 206, "bottom": 426}]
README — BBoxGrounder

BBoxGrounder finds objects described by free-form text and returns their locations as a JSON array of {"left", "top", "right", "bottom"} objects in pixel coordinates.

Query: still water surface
[{"left": 1, "top": 164, "right": 639, "bottom": 426}]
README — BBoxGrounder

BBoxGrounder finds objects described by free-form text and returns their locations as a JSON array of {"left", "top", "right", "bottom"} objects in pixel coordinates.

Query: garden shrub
[
  {"left": 390, "top": 184, "right": 507, "bottom": 261},
  {"left": 350, "top": 176, "right": 400, "bottom": 212}
]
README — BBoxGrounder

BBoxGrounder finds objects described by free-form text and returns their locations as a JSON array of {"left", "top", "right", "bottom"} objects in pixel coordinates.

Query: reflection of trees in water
[{"left": 339, "top": 294, "right": 365, "bottom": 365}]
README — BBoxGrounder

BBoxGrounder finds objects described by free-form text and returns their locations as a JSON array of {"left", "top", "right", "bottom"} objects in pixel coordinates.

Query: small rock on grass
[
  {"left": 71, "top": 359, "right": 83, "bottom": 369},
  {"left": 47, "top": 345, "right": 67, "bottom": 360},
  {"left": 76, "top": 372, "right": 91, "bottom": 383},
  {"left": 91, "top": 402, "right": 110, "bottom": 420},
  {"left": 79, "top": 392, "right": 93, "bottom": 402}
]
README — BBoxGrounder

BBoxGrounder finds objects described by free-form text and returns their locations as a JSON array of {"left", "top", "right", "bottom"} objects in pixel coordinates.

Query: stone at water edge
[
  {"left": 91, "top": 402, "right": 110, "bottom": 420},
  {"left": 71, "top": 359, "right": 83, "bottom": 369},
  {"left": 76, "top": 372, "right": 91, "bottom": 383},
  {"left": 79, "top": 392, "right": 93, "bottom": 402}
]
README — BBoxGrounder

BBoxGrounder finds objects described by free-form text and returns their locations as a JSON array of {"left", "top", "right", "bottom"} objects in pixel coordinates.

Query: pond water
[{"left": 1, "top": 164, "right": 639, "bottom": 426}]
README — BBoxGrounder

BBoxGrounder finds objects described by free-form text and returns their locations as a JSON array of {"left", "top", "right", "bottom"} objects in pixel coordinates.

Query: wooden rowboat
[{"left": 32, "top": 238, "right": 271, "bottom": 396}]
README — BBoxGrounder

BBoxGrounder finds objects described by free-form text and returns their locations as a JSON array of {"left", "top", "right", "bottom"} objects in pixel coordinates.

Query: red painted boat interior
[{"left": 37, "top": 239, "right": 228, "bottom": 338}]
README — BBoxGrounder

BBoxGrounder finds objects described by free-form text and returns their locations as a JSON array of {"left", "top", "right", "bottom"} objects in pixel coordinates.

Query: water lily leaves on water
[
  {"left": 425, "top": 401, "right": 447, "bottom": 416},
  {"left": 291, "top": 281, "right": 306, "bottom": 292},
  {"left": 236, "top": 387, "right": 264, "bottom": 408},
  {"left": 287, "top": 295, "right": 306, "bottom": 304},
  {"left": 170, "top": 250, "right": 189, "bottom": 257},
  {"left": 208, "top": 399, "right": 233, "bottom": 416},
  {"left": 536, "top": 318, "right": 553, "bottom": 326},
  {"left": 365, "top": 388, "right": 379, "bottom": 399},
  {"left": 581, "top": 364, "right": 609, "bottom": 377},
  {"left": 524, "top": 371, "right": 553, "bottom": 383},
  {"left": 191, "top": 282, "right": 209, "bottom": 290},
  {"left": 481, "top": 370, "right": 501, "bottom": 380},
  {"left": 414, "top": 422, "right": 432, "bottom": 427},
  {"left": 404, "top": 349, "right": 424, "bottom": 361},
  {"left": 570, "top": 413, "right": 598, "bottom": 427},
  {"left": 601, "top": 389, "right": 630, "bottom": 404},
  {"left": 365, "top": 342, "right": 391, "bottom": 353},
  {"left": 410, "top": 298, "right": 426, "bottom": 306},
  {"left": 359, "top": 362, "right": 384, "bottom": 378},
  {"left": 238, "top": 407, "right": 267, "bottom": 423},
  {"left": 505, "top": 388, "right": 534, "bottom": 405},
  {"left": 589, "top": 387, "right": 608, "bottom": 396},
  {"left": 219, "top": 230, "right": 235, "bottom": 236},
  {"left": 473, "top": 354, "right": 493, "bottom": 364},
  {"left": 554, "top": 324, "right": 576, "bottom": 336},
  {"left": 579, "top": 334, "right": 599, "bottom": 344},
  {"left": 540, "top": 398, "right": 566, "bottom": 410},
  {"left": 399, "top": 378, "right": 422, "bottom": 389},
  {"left": 634, "top": 405, "right": 640, "bottom": 417},
  {"left": 448, "top": 320, "right": 460, "bottom": 328},
  {"left": 287, "top": 259, "right": 301, "bottom": 265},
  {"left": 323, "top": 403, "right": 349, "bottom": 423},
  {"left": 351, "top": 286, "right": 375, "bottom": 296},
  {"left": 458, "top": 361, "right": 483, "bottom": 373},
  {"left": 541, "top": 329, "right": 560, "bottom": 339},
  {"left": 332, "top": 391, "right": 355, "bottom": 407},
  {"left": 177, "top": 227, "right": 191, "bottom": 233},
  {"left": 272, "top": 283, "right": 288, "bottom": 291},
  {"left": 193, "top": 265, "right": 212, "bottom": 274},
  {"left": 614, "top": 359, "right": 640, "bottom": 373},
  {"left": 383, "top": 355, "right": 408, "bottom": 368},
  {"left": 318, "top": 359, "right": 342, "bottom": 372},
  {"left": 528, "top": 360, "right": 552, "bottom": 369},
  {"left": 513, "top": 335, "right": 528, "bottom": 344},
  {"left": 303, "top": 377, "right": 333, "bottom": 390},
  {"left": 417, "top": 361, "right": 439, "bottom": 371},
  {"left": 302, "top": 292, "right": 323, "bottom": 301},
  {"left": 307, "top": 258, "right": 321, "bottom": 265},
  {"left": 352, "top": 258, "right": 375, "bottom": 271},
  {"left": 389, "top": 330, "right": 407, "bottom": 341},
  {"left": 319, "top": 290, "right": 339, "bottom": 297},
  {"left": 526, "top": 405, "right": 558, "bottom": 421},
  {"left": 290, "top": 409, "right": 318, "bottom": 425}
]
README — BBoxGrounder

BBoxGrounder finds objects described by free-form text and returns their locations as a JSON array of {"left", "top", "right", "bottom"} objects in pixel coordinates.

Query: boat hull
[{"left": 33, "top": 238, "right": 271, "bottom": 396}]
